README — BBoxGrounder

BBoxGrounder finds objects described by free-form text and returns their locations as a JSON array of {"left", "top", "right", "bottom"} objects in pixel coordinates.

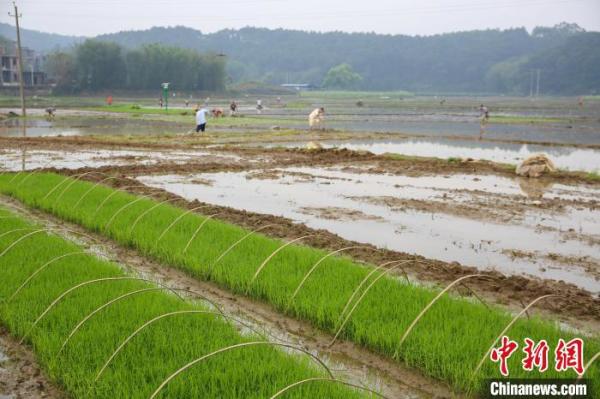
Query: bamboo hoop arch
[
  {"left": 393, "top": 274, "right": 490, "bottom": 358},
  {"left": 269, "top": 377, "right": 390, "bottom": 399},
  {"left": 18, "top": 277, "right": 185, "bottom": 344},
  {"left": 248, "top": 235, "right": 313, "bottom": 288},
  {"left": 148, "top": 341, "right": 334, "bottom": 399}
]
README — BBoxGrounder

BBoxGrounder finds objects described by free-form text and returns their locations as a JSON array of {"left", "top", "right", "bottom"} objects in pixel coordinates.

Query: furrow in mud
[{"left": 0, "top": 195, "right": 454, "bottom": 399}]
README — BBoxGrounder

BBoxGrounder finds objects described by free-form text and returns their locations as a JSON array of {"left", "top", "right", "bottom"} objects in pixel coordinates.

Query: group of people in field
[
  {"left": 192, "top": 98, "right": 495, "bottom": 136},
  {"left": 191, "top": 98, "right": 326, "bottom": 134}
]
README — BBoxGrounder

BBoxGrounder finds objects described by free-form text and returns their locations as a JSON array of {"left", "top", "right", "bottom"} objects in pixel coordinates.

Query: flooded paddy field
[
  {"left": 5, "top": 112, "right": 598, "bottom": 146},
  {"left": 0, "top": 96, "right": 599, "bottom": 398},
  {"left": 0, "top": 147, "right": 242, "bottom": 171},
  {"left": 272, "top": 137, "right": 600, "bottom": 173},
  {"left": 0, "top": 116, "right": 191, "bottom": 138},
  {"left": 3, "top": 95, "right": 600, "bottom": 146},
  {"left": 137, "top": 166, "right": 600, "bottom": 294}
]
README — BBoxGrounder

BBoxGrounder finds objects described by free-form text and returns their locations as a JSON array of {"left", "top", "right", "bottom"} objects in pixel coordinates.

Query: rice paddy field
[{"left": 1, "top": 93, "right": 599, "bottom": 398}]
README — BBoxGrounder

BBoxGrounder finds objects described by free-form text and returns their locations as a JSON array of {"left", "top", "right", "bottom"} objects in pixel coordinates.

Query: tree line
[
  {"left": 44, "top": 40, "right": 226, "bottom": 93},
  {"left": 3, "top": 21, "right": 597, "bottom": 94},
  {"left": 90, "top": 22, "right": 599, "bottom": 94}
]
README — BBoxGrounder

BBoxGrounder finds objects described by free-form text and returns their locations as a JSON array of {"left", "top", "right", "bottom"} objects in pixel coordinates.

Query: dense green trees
[
  {"left": 7, "top": 21, "right": 598, "bottom": 94},
  {"left": 483, "top": 32, "right": 600, "bottom": 95},
  {"left": 44, "top": 40, "right": 225, "bottom": 93},
  {"left": 519, "top": 33, "right": 600, "bottom": 94},
  {"left": 322, "top": 64, "right": 363, "bottom": 90},
  {"left": 125, "top": 44, "right": 225, "bottom": 91},
  {"left": 44, "top": 51, "right": 77, "bottom": 93},
  {"left": 90, "top": 23, "right": 598, "bottom": 94},
  {"left": 75, "top": 40, "right": 126, "bottom": 91}
]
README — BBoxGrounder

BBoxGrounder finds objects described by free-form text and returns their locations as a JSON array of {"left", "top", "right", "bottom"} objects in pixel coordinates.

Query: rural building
[
  {"left": 280, "top": 83, "right": 314, "bottom": 91},
  {"left": 0, "top": 41, "right": 46, "bottom": 87}
]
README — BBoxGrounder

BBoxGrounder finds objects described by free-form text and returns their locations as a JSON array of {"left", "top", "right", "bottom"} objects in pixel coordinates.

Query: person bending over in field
[
  {"left": 478, "top": 104, "right": 489, "bottom": 140},
  {"left": 195, "top": 106, "right": 209, "bottom": 133},
  {"left": 229, "top": 100, "right": 237, "bottom": 116},
  {"left": 309, "top": 107, "right": 325, "bottom": 130}
]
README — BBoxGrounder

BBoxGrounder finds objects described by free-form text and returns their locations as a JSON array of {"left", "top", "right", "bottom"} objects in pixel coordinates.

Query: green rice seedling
[
  {"left": 103, "top": 194, "right": 156, "bottom": 229},
  {"left": 52, "top": 171, "right": 107, "bottom": 205},
  {"left": 270, "top": 377, "right": 388, "bottom": 399},
  {"left": 1, "top": 172, "right": 599, "bottom": 396},
  {"left": 148, "top": 341, "right": 336, "bottom": 399},
  {"left": 330, "top": 262, "right": 412, "bottom": 346},
  {"left": 249, "top": 235, "right": 313, "bottom": 286},
  {"left": 210, "top": 223, "right": 278, "bottom": 270},
  {"left": 337, "top": 260, "right": 410, "bottom": 324},
  {"left": 0, "top": 208, "right": 370, "bottom": 399},
  {"left": 128, "top": 197, "right": 180, "bottom": 234},
  {"left": 157, "top": 205, "right": 211, "bottom": 242},
  {"left": 182, "top": 213, "right": 220, "bottom": 253},
  {"left": 93, "top": 308, "right": 300, "bottom": 382},
  {"left": 6, "top": 251, "right": 88, "bottom": 302},
  {"left": 72, "top": 176, "right": 120, "bottom": 209},
  {"left": 394, "top": 274, "right": 488, "bottom": 354},
  {"left": 287, "top": 245, "right": 363, "bottom": 307}
]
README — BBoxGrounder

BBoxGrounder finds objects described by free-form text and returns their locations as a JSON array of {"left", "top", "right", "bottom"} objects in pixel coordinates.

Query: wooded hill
[{"left": 1, "top": 21, "right": 597, "bottom": 94}]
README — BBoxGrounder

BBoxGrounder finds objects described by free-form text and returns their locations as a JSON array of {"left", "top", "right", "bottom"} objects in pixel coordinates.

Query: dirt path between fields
[
  {"left": 0, "top": 196, "right": 455, "bottom": 399},
  {"left": 1, "top": 137, "right": 599, "bottom": 185},
  {"left": 0, "top": 328, "right": 65, "bottom": 399},
  {"left": 3, "top": 115, "right": 600, "bottom": 150}
]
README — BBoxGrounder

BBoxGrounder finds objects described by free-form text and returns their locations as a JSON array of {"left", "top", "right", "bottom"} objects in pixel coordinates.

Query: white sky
[{"left": 1, "top": 0, "right": 599, "bottom": 37}]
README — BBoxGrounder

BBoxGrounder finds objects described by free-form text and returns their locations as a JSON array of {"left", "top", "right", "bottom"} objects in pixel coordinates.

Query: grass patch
[
  {"left": 382, "top": 153, "right": 425, "bottom": 162},
  {"left": 301, "top": 91, "right": 414, "bottom": 100},
  {"left": 0, "top": 207, "right": 366, "bottom": 398},
  {"left": 489, "top": 115, "right": 567, "bottom": 124},
  {"left": 84, "top": 104, "right": 301, "bottom": 126},
  {"left": 1, "top": 173, "right": 599, "bottom": 395},
  {"left": 586, "top": 171, "right": 600, "bottom": 181}
]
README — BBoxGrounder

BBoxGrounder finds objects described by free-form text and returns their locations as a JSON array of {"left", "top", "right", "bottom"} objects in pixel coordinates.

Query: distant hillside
[
  {"left": 524, "top": 33, "right": 600, "bottom": 94},
  {"left": 95, "top": 23, "right": 599, "bottom": 94},
  {"left": 2, "top": 22, "right": 599, "bottom": 94},
  {"left": 0, "top": 22, "right": 82, "bottom": 52}
]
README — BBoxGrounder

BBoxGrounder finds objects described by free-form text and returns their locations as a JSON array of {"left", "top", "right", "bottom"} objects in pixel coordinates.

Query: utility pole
[
  {"left": 535, "top": 69, "right": 541, "bottom": 97},
  {"left": 9, "top": 2, "right": 26, "bottom": 117},
  {"left": 529, "top": 70, "right": 534, "bottom": 97}
]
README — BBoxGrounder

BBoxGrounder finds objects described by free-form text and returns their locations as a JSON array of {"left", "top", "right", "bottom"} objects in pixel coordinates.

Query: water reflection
[
  {"left": 137, "top": 168, "right": 600, "bottom": 293},
  {"left": 516, "top": 177, "right": 554, "bottom": 199},
  {"left": 320, "top": 138, "right": 600, "bottom": 173}
]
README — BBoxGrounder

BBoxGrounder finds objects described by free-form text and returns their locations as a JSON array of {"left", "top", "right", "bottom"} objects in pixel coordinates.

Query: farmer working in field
[
  {"left": 478, "top": 104, "right": 489, "bottom": 140},
  {"left": 195, "top": 106, "right": 209, "bottom": 133},
  {"left": 309, "top": 107, "right": 325, "bottom": 130}
]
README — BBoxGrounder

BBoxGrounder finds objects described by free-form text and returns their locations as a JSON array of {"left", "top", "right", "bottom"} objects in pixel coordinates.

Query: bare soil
[
  {"left": 0, "top": 328, "right": 64, "bottom": 399},
  {"left": 2, "top": 136, "right": 599, "bottom": 185}
]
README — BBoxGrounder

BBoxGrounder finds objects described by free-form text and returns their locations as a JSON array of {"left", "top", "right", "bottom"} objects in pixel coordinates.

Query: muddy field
[{"left": 0, "top": 96, "right": 599, "bottom": 398}]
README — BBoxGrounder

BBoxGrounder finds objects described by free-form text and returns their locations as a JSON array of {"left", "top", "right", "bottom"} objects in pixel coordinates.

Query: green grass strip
[
  {"left": 1, "top": 172, "right": 598, "bottom": 396},
  {"left": 0, "top": 207, "right": 367, "bottom": 399}
]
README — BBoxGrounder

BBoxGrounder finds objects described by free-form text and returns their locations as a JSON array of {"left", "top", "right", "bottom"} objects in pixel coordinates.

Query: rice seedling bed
[
  {"left": 0, "top": 207, "right": 368, "bottom": 398},
  {"left": 1, "top": 172, "right": 598, "bottom": 396}
]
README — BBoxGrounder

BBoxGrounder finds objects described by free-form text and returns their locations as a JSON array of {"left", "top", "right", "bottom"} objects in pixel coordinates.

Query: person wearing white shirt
[{"left": 195, "top": 107, "right": 208, "bottom": 133}]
